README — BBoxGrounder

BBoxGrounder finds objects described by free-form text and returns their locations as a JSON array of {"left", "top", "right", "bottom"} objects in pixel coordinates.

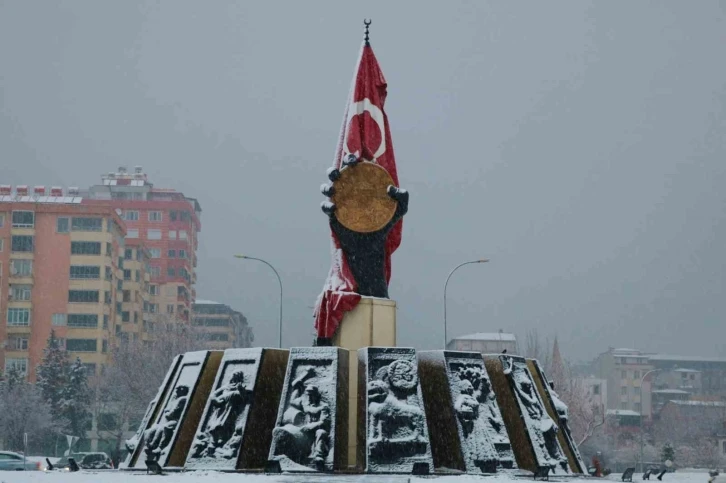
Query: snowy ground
[{"left": 2, "top": 471, "right": 720, "bottom": 483}]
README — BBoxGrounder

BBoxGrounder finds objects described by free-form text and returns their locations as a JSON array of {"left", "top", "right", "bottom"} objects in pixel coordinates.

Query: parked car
[
  {"left": 0, "top": 451, "right": 42, "bottom": 471},
  {"left": 50, "top": 452, "right": 114, "bottom": 470}
]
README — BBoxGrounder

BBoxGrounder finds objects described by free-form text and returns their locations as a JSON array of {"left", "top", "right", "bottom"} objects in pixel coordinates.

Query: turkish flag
[{"left": 313, "top": 42, "right": 402, "bottom": 339}]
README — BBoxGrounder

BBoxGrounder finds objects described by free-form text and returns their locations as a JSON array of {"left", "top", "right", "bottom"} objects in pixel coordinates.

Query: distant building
[
  {"left": 648, "top": 354, "right": 726, "bottom": 397},
  {"left": 592, "top": 348, "right": 656, "bottom": 416},
  {"left": 446, "top": 331, "right": 518, "bottom": 354},
  {"left": 655, "top": 400, "right": 726, "bottom": 443},
  {"left": 584, "top": 377, "right": 608, "bottom": 419},
  {"left": 84, "top": 166, "right": 201, "bottom": 323},
  {"left": 0, "top": 192, "right": 135, "bottom": 380},
  {"left": 192, "top": 300, "right": 254, "bottom": 350}
]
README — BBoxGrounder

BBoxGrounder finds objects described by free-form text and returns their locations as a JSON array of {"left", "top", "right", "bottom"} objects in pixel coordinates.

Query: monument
[{"left": 123, "top": 22, "right": 587, "bottom": 478}]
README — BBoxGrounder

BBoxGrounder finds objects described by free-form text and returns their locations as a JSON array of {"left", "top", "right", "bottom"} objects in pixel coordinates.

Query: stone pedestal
[{"left": 332, "top": 297, "right": 396, "bottom": 468}]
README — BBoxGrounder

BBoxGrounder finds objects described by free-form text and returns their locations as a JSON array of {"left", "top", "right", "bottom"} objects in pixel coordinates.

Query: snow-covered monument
[{"left": 121, "top": 22, "right": 586, "bottom": 476}]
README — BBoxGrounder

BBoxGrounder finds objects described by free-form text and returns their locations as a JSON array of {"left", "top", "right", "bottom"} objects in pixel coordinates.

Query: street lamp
[
  {"left": 233, "top": 255, "right": 283, "bottom": 348},
  {"left": 639, "top": 369, "right": 660, "bottom": 472},
  {"left": 443, "top": 259, "right": 490, "bottom": 349}
]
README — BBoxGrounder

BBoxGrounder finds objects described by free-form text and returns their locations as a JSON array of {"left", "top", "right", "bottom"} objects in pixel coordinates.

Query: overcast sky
[{"left": 1, "top": 1, "right": 725, "bottom": 361}]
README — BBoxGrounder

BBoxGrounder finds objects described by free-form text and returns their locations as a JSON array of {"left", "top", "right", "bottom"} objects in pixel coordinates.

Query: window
[
  {"left": 170, "top": 210, "right": 178, "bottom": 221},
  {"left": 71, "top": 241, "right": 101, "bottom": 255},
  {"left": 0, "top": 213, "right": 4, "bottom": 227},
  {"left": 57, "top": 217, "right": 70, "bottom": 233},
  {"left": 124, "top": 210, "right": 139, "bottom": 221},
  {"left": 722, "top": 440, "right": 726, "bottom": 455},
  {"left": 104, "top": 291, "right": 111, "bottom": 304},
  {"left": 12, "top": 211, "right": 34, "bottom": 228},
  {"left": 166, "top": 304, "right": 174, "bottom": 314},
  {"left": 179, "top": 249, "right": 187, "bottom": 259},
  {"left": 148, "top": 211, "right": 163, "bottom": 222},
  {"left": 4, "top": 358, "right": 28, "bottom": 376},
  {"left": 147, "top": 229, "right": 161, "bottom": 240},
  {"left": 13, "top": 337, "right": 29, "bottom": 350},
  {"left": 168, "top": 249, "right": 176, "bottom": 258},
  {"left": 0, "top": 239, "right": 3, "bottom": 252},
  {"left": 150, "top": 266, "right": 161, "bottom": 277},
  {"left": 123, "top": 269, "right": 131, "bottom": 281},
  {"left": 134, "top": 311, "right": 139, "bottom": 324},
  {"left": 126, "top": 229, "right": 139, "bottom": 239},
  {"left": 68, "top": 290, "right": 100, "bottom": 303},
  {"left": 71, "top": 217, "right": 103, "bottom": 232},
  {"left": 11, "top": 235, "right": 34, "bottom": 252},
  {"left": 621, "top": 370, "right": 627, "bottom": 379},
  {"left": 124, "top": 248, "right": 133, "bottom": 260},
  {"left": 10, "top": 284, "right": 32, "bottom": 301},
  {"left": 66, "top": 339, "right": 97, "bottom": 352},
  {"left": 135, "top": 270, "right": 140, "bottom": 282},
  {"left": 149, "top": 284, "right": 158, "bottom": 295},
  {"left": 107, "top": 242, "right": 113, "bottom": 256},
  {"left": 149, "top": 248, "right": 161, "bottom": 258},
  {"left": 148, "top": 303, "right": 158, "bottom": 314},
  {"left": 593, "top": 384, "right": 601, "bottom": 395},
  {"left": 70, "top": 265, "right": 101, "bottom": 279},
  {"left": 179, "top": 230, "right": 188, "bottom": 240},
  {"left": 116, "top": 302, "right": 122, "bottom": 314},
  {"left": 179, "top": 267, "right": 189, "bottom": 279},
  {"left": 621, "top": 386, "right": 628, "bottom": 396},
  {"left": 209, "top": 333, "right": 229, "bottom": 341},
  {"left": 167, "top": 267, "right": 176, "bottom": 277},
  {"left": 168, "top": 230, "right": 177, "bottom": 240},
  {"left": 123, "top": 290, "right": 131, "bottom": 302},
  {"left": 67, "top": 314, "right": 98, "bottom": 328},
  {"left": 103, "top": 314, "right": 108, "bottom": 329},
  {"left": 117, "top": 279, "right": 122, "bottom": 290},
  {"left": 10, "top": 259, "right": 32, "bottom": 276},
  {"left": 633, "top": 370, "right": 640, "bottom": 379},
  {"left": 181, "top": 211, "right": 191, "bottom": 221},
  {"left": 52, "top": 313, "right": 67, "bottom": 326},
  {"left": 122, "top": 311, "right": 130, "bottom": 322},
  {"left": 102, "top": 340, "right": 108, "bottom": 353},
  {"left": 7, "top": 308, "right": 30, "bottom": 326}
]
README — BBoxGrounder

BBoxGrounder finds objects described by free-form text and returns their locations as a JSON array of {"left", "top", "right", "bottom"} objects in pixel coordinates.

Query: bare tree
[
  {"left": 522, "top": 329, "right": 552, "bottom": 374},
  {"left": 91, "top": 319, "right": 201, "bottom": 462},
  {"left": 556, "top": 362, "right": 605, "bottom": 446}
]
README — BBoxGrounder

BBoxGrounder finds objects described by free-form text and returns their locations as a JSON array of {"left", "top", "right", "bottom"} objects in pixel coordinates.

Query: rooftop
[
  {"left": 194, "top": 299, "right": 222, "bottom": 305},
  {"left": 606, "top": 409, "right": 640, "bottom": 417},
  {"left": 668, "top": 400, "right": 726, "bottom": 407},
  {"left": 652, "top": 389, "right": 690, "bottom": 395},
  {"left": 453, "top": 332, "right": 517, "bottom": 342},
  {"left": 649, "top": 354, "right": 726, "bottom": 364}
]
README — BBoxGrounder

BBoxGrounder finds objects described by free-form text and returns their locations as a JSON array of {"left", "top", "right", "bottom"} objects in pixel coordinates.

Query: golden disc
[{"left": 331, "top": 162, "right": 397, "bottom": 233}]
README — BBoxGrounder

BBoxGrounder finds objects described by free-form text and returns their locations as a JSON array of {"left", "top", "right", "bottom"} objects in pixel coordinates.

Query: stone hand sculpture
[
  {"left": 321, "top": 155, "right": 409, "bottom": 298},
  {"left": 144, "top": 385, "right": 189, "bottom": 460}
]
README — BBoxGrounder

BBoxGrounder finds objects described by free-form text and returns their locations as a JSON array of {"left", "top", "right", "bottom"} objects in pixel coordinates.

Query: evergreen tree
[
  {"left": 36, "top": 330, "right": 70, "bottom": 418},
  {"left": 61, "top": 358, "right": 91, "bottom": 438},
  {"left": 661, "top": 442, "right": 675, "bottom": 463}
]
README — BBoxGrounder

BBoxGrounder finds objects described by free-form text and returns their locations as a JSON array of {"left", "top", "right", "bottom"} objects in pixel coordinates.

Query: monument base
[{"left": 332, "top": 297, "right": 396, "bottom": 468}]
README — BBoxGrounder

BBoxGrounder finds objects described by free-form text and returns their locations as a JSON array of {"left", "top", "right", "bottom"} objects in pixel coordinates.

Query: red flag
[{"left": 313, "top": 42, "right": 402, "bottom": 339}]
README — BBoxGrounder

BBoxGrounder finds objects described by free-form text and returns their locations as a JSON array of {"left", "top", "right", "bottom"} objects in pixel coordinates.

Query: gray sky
[{"left": 2, "top": 1, "right": 725, "bottom": 361}]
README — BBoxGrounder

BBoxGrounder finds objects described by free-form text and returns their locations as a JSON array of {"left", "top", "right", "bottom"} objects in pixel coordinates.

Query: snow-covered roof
[
  {"left": 606, "top": 409, "right": 640, "bottom": 417},
  {"left": 453, "top": 332, "right": 517, "bottom": 342},
  {"left": 672, "top": 368, "right": 701, "bottom": 373},
  {"left": 652, "top": 389, "right": 690, "bottom": 395},
  {"left": 194, "top": 299, "right": 222, "bottom": 305},
  {"left": 668, "top": 400, "right": 726, "bottom": 407},
  {"left": 649, "top": 354, "right": 726, "bottom": 363}
]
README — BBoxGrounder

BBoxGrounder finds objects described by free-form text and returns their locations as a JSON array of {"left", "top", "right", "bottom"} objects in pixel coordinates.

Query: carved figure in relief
[
  {"left": 367, "top": 360, "right": 426, "bottom": 447},
  {"left": 144, "top": 385, "right": 189, "bottom": 460},
  {"left": 271, "top": 366, "right": 331, "bottom": 469},
  {"left": 191, "top": 371, "right": 252, "bottom": 459}
]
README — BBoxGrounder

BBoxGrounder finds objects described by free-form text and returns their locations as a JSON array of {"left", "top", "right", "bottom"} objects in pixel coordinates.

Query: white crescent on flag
[{"left": 342, "top": 97, "right": 386, "bottom": 162}]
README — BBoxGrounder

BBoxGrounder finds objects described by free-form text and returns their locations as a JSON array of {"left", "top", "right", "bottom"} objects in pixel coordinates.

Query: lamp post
[
  {"left": 233, "top": 255, "right": 283, "bottom": 348},
  {"left": 443, "top": 259, "right": 489, "bottom": 349},
  {"left": 639, "top": 369, "right": 660, "bottom": 472}
]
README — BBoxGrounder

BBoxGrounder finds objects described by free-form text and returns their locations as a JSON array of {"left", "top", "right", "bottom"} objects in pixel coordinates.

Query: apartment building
[
  {"left": 116, "top": 240, "right": 152, "bottom": 343},
  {"left": 0, "top": 189, "right": 129, "bottom": 380},
  {"left": 446, "top": 331, "right": 519, "bottom": 354},
  {"left": 592, "top": 348, "right": 655, "bottom": 416},
  {"left": 192, "top": 300, "right": 254, "bottom": 350},
  {"left": 83, "top": 167, "right": 201, "bottom": 323}
]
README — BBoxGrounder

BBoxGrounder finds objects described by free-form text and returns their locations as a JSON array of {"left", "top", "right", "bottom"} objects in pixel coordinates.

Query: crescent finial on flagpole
[{"left": 364, "top": 19, "right": 372, "bottom": 46}]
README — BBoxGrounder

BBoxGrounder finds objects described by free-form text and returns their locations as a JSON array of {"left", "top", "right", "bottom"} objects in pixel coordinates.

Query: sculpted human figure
[
  {"left": 192, "top": 371, "right": 251, "bottom": 459},
  {"left": 271, "top": 367, "right": 331, "bottom": 469},
  {"left": 454, "top": 379, "right": 480, "bottom": 437},
  {"left": 144, "top": 385, "right": 189, "bottom": 460}
]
